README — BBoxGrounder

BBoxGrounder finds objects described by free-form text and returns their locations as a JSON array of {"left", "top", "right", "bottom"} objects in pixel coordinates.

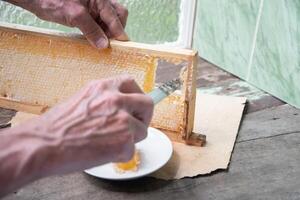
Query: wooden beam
[
  {"left": 0, "top": 97, "right": 49, "bottom": 114},
  {"left": 0, "top": 22, "right": 197, "bottom": 58}
]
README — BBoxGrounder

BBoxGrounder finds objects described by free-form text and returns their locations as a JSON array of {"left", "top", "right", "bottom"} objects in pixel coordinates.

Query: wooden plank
[
  {"left": 183, "top": 54, "right": 206, "bottom": 146},
  {"left": 1, "top": 59, "right": 299, "bottom": 199},
  {"left": 3, "top": 124, "right": 300, "bottom": 199},
  {"left": 238, "top": 104, "right": 300, "bottom": 142},
  {"left": 0, "top": 97, "right": 49, "bottom": 114},
  {"left": 0, "top": 22, "right": 197, "bottom": 58},
  {"left": 0, "top": 23, "right": 199, "bottom": 145},
  {"left": 185, "top": 53, "right": 197, "bottom": 138}
]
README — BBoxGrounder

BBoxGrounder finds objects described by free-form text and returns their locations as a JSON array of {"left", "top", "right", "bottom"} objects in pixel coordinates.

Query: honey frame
[{"left": 0, "top": 22, "right": 205, "bottom": 146}]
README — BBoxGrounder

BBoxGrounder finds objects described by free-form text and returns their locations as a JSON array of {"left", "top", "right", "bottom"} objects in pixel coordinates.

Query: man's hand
[
  {"left": 0, "top": 76, "right": 153, "bottom": 195},
  {"left": 41, "top": 76, "right": 153, "bottom": 172},
  {"left": 9, "top": 0, "right": 129, "bottom": 48}
]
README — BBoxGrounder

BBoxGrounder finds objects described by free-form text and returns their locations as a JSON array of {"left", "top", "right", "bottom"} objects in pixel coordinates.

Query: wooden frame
[
  {"left": 177, "top": 0, "right": 197, "bottom": 48},
  {"left": 0, "top": 22, "right": 205, "bottom": 146}
]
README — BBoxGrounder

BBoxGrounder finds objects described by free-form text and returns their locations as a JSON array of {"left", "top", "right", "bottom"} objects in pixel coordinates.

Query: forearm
[{"left": 0, "top": 119, "right": 58, "bottom": 196}]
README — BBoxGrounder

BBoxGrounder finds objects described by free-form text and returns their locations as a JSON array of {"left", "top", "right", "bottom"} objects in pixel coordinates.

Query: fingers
[
  {"left": 97, "top": 0, "right": 129, "bottom": 41},
  {"left": 96, "top": 76, "right": 144, "bottom": 94},
  {"left": 110, "top": 0, "right": 129, "bottom": 27},
  {"left": 117, "top": 111, "right": 148, "bottom": 144},
  {"left": 68, "top": 0, "right": 129, "bottom": 47},
  {"left": 121, "top": 93, "right": 154, "bottom": 126},
  {"left": 115, "top": 76, "right": 144, "bottom": 94},
  {"left": 117, "top": 93, "right": 153, "bottom": 143},
  {"left": 89, "top": 76, "right": 153, "bottom": 125},
  {"left": 85, "top": 76, "right": 153, "bottom": 144},
  {"left": 129, "top": 115, "right": 148, "bottom": 143},
  {"left": 69, "top": 7, "right": 109, "bottom": 49},
  {"left": 115, "top": 140, "right": 135, "bottom": 162}
]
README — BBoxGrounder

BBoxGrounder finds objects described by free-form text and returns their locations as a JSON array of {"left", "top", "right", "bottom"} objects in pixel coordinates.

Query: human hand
[
  {"left": 0, "top": 76, "right": 153, "bottom": 194},
  {"left": 36, "top": 76, "right": 153, "bottom": 174},
  {"left": 14, "top": 0, "right": 129, "bottom": 48}
]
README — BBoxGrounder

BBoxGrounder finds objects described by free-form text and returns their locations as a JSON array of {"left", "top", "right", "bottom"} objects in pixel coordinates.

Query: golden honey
[{"left": 115, "top": 150, "right": 140, "bottom": 172}]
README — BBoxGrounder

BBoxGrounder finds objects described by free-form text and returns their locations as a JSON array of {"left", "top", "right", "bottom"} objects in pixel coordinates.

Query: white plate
[{"left": 84, "top": 127, "right": 173, "bottom": 180}]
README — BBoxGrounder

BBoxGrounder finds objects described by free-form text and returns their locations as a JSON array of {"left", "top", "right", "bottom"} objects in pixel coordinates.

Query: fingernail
[
  {"left": 96, "top": 37, "right": 109, "bottom": 49},
  {"left": 116, "top": 32, "right": 130, "bottom": 41}
]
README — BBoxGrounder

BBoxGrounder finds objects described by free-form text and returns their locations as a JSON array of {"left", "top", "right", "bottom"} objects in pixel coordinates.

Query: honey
[{"left": 115, "top": 150, "right": 140, "bottom": 172}]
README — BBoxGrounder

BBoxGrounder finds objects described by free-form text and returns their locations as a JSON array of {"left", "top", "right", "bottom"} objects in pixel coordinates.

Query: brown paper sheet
[
  {"left": 151, "top": 92, "right": 246, "bottom": 180},
  {"left": 9, "top": 91, "right": 246, "bottom": 180}
]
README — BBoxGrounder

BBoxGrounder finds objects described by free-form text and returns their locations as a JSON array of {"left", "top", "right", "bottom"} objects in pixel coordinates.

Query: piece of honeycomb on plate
[{"left": 115, "top": 150, "right": 140, "bottom": 173}]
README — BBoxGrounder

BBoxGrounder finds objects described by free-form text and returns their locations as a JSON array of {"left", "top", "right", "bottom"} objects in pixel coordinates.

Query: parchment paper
[{"left": 10, "top": 91, "right": 246, "bottom": 180}]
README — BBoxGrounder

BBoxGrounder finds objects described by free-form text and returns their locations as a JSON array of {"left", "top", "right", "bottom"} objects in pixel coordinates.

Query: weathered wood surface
[
  {"left": 238, "top": 104, "right": 300, "bottom": 142},
  {"left": 2, "top": 57, "right": 300, "bottom": 200}
]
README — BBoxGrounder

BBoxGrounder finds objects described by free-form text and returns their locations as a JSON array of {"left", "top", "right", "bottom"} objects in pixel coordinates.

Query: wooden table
[{"left": 2, "top": 57, "right": 300, "bottom": 200}]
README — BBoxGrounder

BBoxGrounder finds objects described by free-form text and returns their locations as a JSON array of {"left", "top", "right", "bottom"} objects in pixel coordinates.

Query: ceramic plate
[{"left": 84, "top": 127, "right": 173, "bottom": 180}]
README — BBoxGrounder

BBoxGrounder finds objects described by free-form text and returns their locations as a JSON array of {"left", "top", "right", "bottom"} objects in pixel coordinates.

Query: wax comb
[{"left": 0, "top": 23, "right": 206, "bottom": 146}]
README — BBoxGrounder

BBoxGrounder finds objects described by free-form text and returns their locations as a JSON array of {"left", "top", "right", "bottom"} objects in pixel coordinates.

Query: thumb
[{"left": 73, "top": 10, "right": 109, "bottom": 49}]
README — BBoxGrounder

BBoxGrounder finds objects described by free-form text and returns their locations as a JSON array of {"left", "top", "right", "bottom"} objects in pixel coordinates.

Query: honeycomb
[{"left": 0, "top": 24, "right": 197, "bottom": 141}]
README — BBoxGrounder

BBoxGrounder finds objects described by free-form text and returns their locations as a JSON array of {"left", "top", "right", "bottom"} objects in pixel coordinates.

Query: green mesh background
[{"left": 0, "top": 0, "right": 180, "bottom": 44}]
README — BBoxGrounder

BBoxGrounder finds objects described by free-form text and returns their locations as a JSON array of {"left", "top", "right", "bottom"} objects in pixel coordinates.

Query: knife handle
[
  {"left": 147, "top": 88, "right": 168, "bottom": 105},
  {"left": 147, "top": 78, "right": 182, "bottom": 105}
]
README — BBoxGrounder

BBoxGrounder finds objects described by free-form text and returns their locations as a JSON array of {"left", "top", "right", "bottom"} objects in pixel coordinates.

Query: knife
[{"left": 147, "top": 78, "right": 183, "bottom": 104}]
